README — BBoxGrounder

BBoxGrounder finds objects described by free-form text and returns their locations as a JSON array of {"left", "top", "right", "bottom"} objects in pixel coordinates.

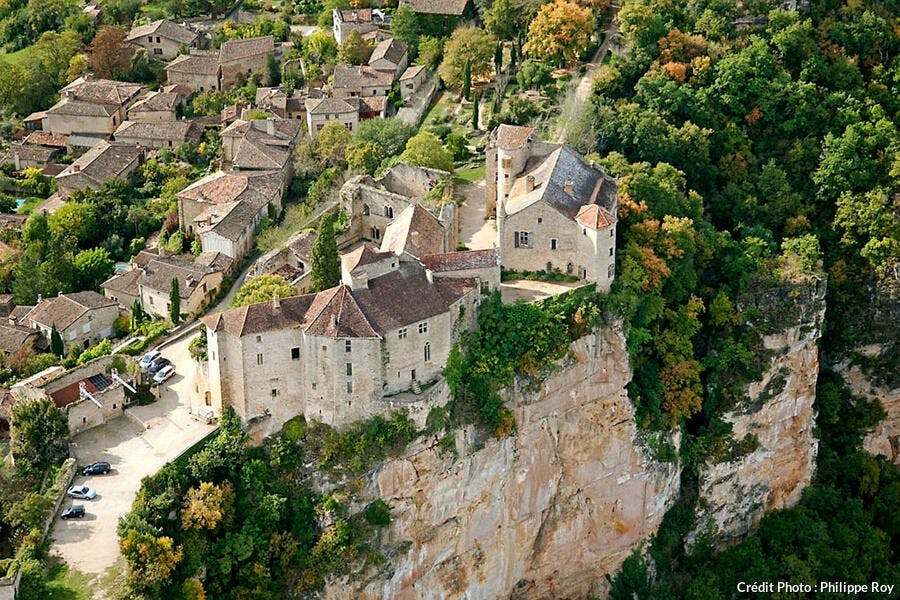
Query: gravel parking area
[{"left": 50, "top": 335, "right": 216, "bottom": 575}]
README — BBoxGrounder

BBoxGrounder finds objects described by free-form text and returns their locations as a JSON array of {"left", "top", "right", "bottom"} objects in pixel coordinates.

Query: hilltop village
[{"left": 0, "top": 1, "right": 896, "bottom": 599}]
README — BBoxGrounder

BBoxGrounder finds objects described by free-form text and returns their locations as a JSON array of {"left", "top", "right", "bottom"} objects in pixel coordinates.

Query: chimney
[
  {"left": 186, "top": 275, "right": 194, "bottom": 286},
  {"left": 272, "top": 291, "right": 280, "bottom": 309},
  {"left": 266, "top": 117, "right": 275, "bottom": 136},
  {"left": 240, "top": 106, "right": 249, "bottom": 120},
  {"left": 72, "top": 164, "right": 81, "bottom": 173},
  {"left": 37, "top": 294, "right": 42, "bottom": 303},
  {"left": 563, "top": 180, "right": 574, "bottom": 194},
  {"left": 58, "top": 291, "right": 63, "bottom": 297},
  {"left": 525, "top": 175, "right": 535, "bottom": 192}
]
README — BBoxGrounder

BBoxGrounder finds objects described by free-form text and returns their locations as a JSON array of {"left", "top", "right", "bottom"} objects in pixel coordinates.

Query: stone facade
[
  {"left": 201, "top": 254, "right": 483, "bottom": 436},
  {"left": 491, "top": 125, "right": 618, "bottom": 292}
]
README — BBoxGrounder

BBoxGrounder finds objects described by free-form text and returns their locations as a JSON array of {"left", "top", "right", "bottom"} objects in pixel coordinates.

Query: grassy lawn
[
  {"left": 0, "top": 45, "right": 33, "bottom": 66},
  {"left": 454, "top": 164, "right": 485, "bottom": 184},
  {"left": 16, "top": 196, "right": 44, "bottom": 215},
  {"left": 44, "top": 557, "right": 93, "bottom": 600}
]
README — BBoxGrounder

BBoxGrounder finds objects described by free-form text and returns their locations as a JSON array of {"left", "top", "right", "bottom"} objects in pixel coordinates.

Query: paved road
[{"left": 50, "top": 335, "right": 215, "bottom": 576}]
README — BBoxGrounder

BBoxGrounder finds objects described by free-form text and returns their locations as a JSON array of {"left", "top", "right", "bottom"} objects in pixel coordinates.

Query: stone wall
[
  {"left": 691, "top": 278, "right": 826, "bottom": 546},
  {"left": 326, "top": 325, "right": 681, "bottom": 599}
]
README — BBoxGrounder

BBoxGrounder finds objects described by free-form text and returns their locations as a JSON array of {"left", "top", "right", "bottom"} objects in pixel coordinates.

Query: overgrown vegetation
[{"left": 118, "top": 408, "right": 410, "bottom": 597}]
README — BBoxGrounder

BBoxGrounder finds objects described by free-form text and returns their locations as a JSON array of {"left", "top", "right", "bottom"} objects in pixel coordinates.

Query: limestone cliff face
[
  {"left": 692, "top": 279, "right": 826, "bottom": 546},
  {"left": 838, "top": 345, "right": 900, "bottom": 465},
  {"left": 328, "top": 325, "right": 680, "bottom": 600}
]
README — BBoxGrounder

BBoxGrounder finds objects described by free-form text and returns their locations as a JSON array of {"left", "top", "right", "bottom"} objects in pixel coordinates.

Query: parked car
[
  {"left": 139, "top": 349, "right": 161, "bottom": 370},
  {"left": 66, "top": 485, "right": 96, "bottom": 500},
  {"left": 61, "top": 505, "right": 85, "bottom": 520},
  {"left": 83, "top": 462, "right": 111, "bottom": 476},
  {"left": 152, "top": 365, "right": 175, "bottom": 385},
  {"left": 147, "top": 357, "right": 171, "bottom": 375}
]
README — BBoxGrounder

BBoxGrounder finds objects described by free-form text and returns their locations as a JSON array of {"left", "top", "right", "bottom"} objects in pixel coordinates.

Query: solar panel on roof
[{"left": 87, "top": 373, "right": 113, "bottom": 391}]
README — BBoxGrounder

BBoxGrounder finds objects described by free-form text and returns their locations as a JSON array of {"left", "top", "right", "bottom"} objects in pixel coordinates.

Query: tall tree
[
  {"left": 438, "top": 27, "right": 496, "bottom": 91},
  {"left": 315, "top": 121, "right": 353, "bottom": 168},
  {"left": 526, "top": 0, "right": 592, "bottom": 65},
  {"left": 399, "top": 131, "right": 455, "bottom": 172},
  {"left": 131, "top": 299, "right": 144, "bottom": 329},
  {"left": 472, "top": 93, "right": 480, "bottom": 130},
  {"left": 462, "top": 60, "right": 472, "bottom": 100},
  {"left": 89, "top": 25, "right": 133, "bottom": 79},
  {"left": 232, "top": 274, "right": 296, "bottom": 308},
  {"left": 169, "top": 277, "right": 181, "bottom": 324},
  {"left": 337, "top": 29, "right": 374, "bottom": 65},
  {"left": 310, "top": 215, "right": 340, "bottom": 292},
  {"left": 50, "top": 324, "right": 64, "bottom": 356},
  {"left": 10, "top": 397, "right": 69, "bottom": 477}
]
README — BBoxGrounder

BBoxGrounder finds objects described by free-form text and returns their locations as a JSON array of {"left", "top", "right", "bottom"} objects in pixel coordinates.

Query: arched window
[
  {"left": 362, "top": 203, "right": 370, "bottom": 216},
  {"left": 546, "top": 262, "right": 553, "bottom": 272},
  {"left": 384, "top": 205, "right": 393, "bottom": 218},
  {"left": 424, "top": 342, "right": 431, "bottom": 362},
  {"left": 566, "top": 262, "right": 573, "bottom": 274},
  {"left": 371, "top": 227, "right": 380, "bottom": 240}
]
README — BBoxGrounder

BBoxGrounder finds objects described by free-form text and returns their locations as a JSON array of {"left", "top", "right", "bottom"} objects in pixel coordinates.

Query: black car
[
  {"left": 83, "top": 461, "right": 111, "bottom": 476},
  {"left": 61, "top": 505, "right": 85, "bottom": 520},
  {"left": 147, "top": 357, "right": 172, "bottom": 375}
]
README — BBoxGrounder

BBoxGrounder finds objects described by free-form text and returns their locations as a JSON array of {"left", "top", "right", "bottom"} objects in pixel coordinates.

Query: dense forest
[{"left": 592, "top": 0, "right": 899, "bottom": 596}]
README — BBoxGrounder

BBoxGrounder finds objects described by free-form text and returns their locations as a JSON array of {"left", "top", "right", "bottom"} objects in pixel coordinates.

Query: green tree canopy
[
  {"left": 438, "top": 27, "right": 496, "bottom": 91},
  {"left": 399, "top": 131, "right": 455, "bottom": 172},
  {"left": 309, "top": 215, "right": 340, "bottom": 292},
  {"left": 232, "top": 274, "right": 297, "bottom": 308},
  {"left": 10, "top": 397, "right": 69, "bottom": 477}
]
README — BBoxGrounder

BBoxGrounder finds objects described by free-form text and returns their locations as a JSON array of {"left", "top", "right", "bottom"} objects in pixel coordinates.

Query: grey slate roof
[
  {"left": 218, "top": 35, "right": 275, "bottom": 63},
  {"left": 369, "top": 38, "right": 407, "bottom": 66}
]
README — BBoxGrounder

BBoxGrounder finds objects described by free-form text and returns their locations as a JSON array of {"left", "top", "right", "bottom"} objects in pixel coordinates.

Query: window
[
  {"left": 384, "top": 205, "right": 393, "bottom": 218},
  {"left": 153, "top": 48, "right": 163, "bottom": 55},
  {"left": 149, "top": 297, "right": 154, "bottom": 305},
  {"left": 371, "top": 227, "right": 380, "bottom": 240},
  {"left": 362, "top": 204, "right": 370, "bottom": 216},
  {"left": 345, "top": 340, "right": 352, "bottom": 352},
  {"left": 550, "top": 238, "right": 558, "bottom": 250},
  {"left": 609, "top": 247, "right": 614, "bottom": 256},
  {"left": 346, "top": 381, "right": 353, "bottom": 393},
  {"left": 271, "top": 389, "right": 278, "bottom": 397},
  {"left": 610, "top": 229, "right": 615, "bottom": 237},
  {"left": 256, "top": 335, "right": 261, "bottom": 343},
  {"left": 411, "top": 369, "right": 416, "bottom": 380},
  {"left": 312, "top": 382, "right": 317, "bottom": 390},
  {"left": 291, "top": 347, "right": 300, "bottom": 360},
  {"left": 398, "top": 327, "right": 408, "bottom": 339},
  {"left": 418, "top": 322, "right": 428, "bottom": 334},
  {"left": 537, "top": 217, "right": 543, "bottom": 223},
  {"left": 608, "top": 264, "right": 615, "bottom": 278},
  {"left": 424, "top": 343, "right": 431, "bottom": 362},
  {"left": 147, "top": 36, "right": 153, "bottom": 42},
  {"left": 514, "top": 231, "right": 532, "bottom": 248},
  {"left": 155, "top": 36, "right": 160, "bottom": 43},
  {"left": 567, "top": 262, "right": 574, "bottom": 274},
  {"left": 346, "top": 362, "right": 352, "bottom": 376},
  {"left": 501, "top": 157, "right": 511, "bottom": 168},
  {"left": 256, "top": 353, "right": 263, "bottom": 365}
]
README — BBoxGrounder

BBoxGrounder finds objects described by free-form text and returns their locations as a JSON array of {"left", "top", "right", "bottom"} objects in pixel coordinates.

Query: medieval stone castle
[{"left": 197, "top": 125, "right": 618, "bottom": 435}]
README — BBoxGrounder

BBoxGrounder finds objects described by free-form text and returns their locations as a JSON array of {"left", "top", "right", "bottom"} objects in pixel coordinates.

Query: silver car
[{"left": 66, "top": 485, "right": 97, "bottom": 500}]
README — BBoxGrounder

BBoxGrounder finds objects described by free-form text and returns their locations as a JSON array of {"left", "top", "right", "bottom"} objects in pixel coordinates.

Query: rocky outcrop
[
  {"left": 839, "top": 345, "right": 900, "bottom": 464},
  {"left": 328, "top": 325, "right": 680, "bottom": 599},
  {"left": 692, "top": 278, "right": 826, "bottom": 546}
]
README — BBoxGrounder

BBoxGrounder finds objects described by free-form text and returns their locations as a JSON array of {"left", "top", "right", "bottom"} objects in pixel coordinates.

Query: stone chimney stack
[
  {"left": 525, "top": 175, "right": 535, "bottom": 192},
  {"left": 273, "top": 291, "right": 280, "bottom": 309},
  {"left": 564, "top": 180, "right": 574, "bottom": 194},
  {"left": 266, "top": 117, "right": 275, "bottom": 136}
]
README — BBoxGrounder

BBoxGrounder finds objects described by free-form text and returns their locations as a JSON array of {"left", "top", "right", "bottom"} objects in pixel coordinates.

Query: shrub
[{"left": 364, "top": 499, "right": 391, "bottom": 527}]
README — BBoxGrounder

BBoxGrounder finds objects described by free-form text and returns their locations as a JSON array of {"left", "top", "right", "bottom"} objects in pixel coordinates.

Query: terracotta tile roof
[
  {"left": 195, "top": 251, "right": 234, "bottom": 272},
  {"left": 369, "top": 38, "right": 407, "bottom": 66},
  {"left": 400, "top": 0, "right": 470, "bottom": 15},
  {"left": 218, "top": 35, "right": 275, "bottom": 63},
  {"left": 305, "top": 97, "right": 357, "bottom": 115},
  {"left": 101, "top": 267, "right": 142, "bottom": 298},
  {"left": 25, "top": 291, "right": 116, "bottom": 331},
  {"left": 166, "top": 53, "right": 219, "bottom": 75},
  {"left": 203, "top": 262, "right": 476, "bottom": 338},
  {"left": 57, "top": 141, "right": 143, "bottom": 189},
  {"left": 195, "top": 198, "right": 265, "bottom": 242},
  {"left": 399, "top": 65, "right": 426, "bottom": 81},
  {"left": 137, "top": 253, "right": 224, "bottom": 298},
  {"left": 48, "top": 374, "right": 113, "bottom": 409},
  {"left": 0, "top": 323, "right": 42, "bottom": 355},
  {"left": 495, "top": 124, "right": 533, "bottom": 150},
  {"left": 58, "top": 77, "right": 144, "bottom": 107},
  {"left": 24, "top": 111, "right": 47, "bottom": 123},
  {"left": 379, "top": 204, "right": 445, "bottom": 258},
  {"left": 24, "top": 132, "right": 68, "bottom": 147},
  {"left": 575, "top": 204, "right": 617, "bottom": 230},
  {"left": 353, "top": 96, "right": 387, "bottom": 115},
  {"left": 177, "top": 170, "right": 281, "bottom": 205},
  {"left": 420, "top": 248, "right": 499, "bottom": 272},
  {"left": 341, "top": 244, "right": 395, "bottom": 274},
  {"left": 126, "top": 19, "right": 198, "bottom": 45},
  {"left": 333, "top": 65, "right": 394, "bottom": 93},
  {"left": 115, "top": 120, "right": 203, "bottom": 144},
  {"left": 129, "top": 90, "right": 181, "bottom": 113},
  {"left": 223, "top": 119, "right": 301, "bottom": 171}
]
